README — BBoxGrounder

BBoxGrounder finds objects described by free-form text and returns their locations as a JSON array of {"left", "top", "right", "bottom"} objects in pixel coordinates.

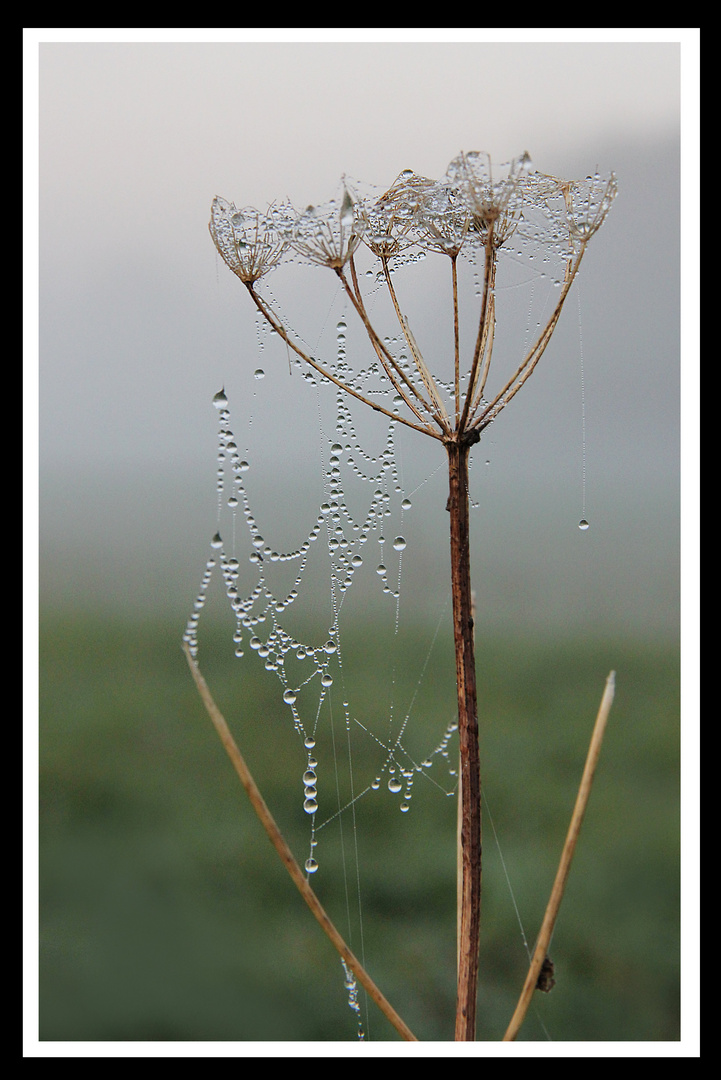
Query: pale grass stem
[
  {"left": 503, "top": 670, "right": 616, "bottom": 1041},
  {"left": 182, "top": 640, "right": 418, "bottom": 1042}
]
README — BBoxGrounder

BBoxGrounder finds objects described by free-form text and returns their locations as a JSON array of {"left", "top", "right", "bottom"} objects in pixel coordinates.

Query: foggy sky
[{"left": 34, "top": 33, "right": 689, "bottom": 637}]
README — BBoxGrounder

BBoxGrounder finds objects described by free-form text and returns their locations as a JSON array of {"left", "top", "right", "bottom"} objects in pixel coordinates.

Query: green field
[{"left": 39, "top": 612, "right": 680, "bottom": 1043}]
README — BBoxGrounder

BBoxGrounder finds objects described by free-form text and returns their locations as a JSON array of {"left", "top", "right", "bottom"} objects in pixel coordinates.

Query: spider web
[
  {"left": 183, "top": 339, "right": 462, "bottom": 1033},
  {"left": 183, "top": 376, "right": 460, "bottom": 841}
]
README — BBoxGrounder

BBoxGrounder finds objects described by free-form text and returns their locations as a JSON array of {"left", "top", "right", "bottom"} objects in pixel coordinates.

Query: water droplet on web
[
  {"left": 213, "top": 388, "right": 228, "bottom": 409},
  {"left": 388, "top": 777, "right": 402, "bottom": 794},
  {"left": 283, "top": 688, "right": 297, "bottom": 704},
  {"left": 211, "top": 532, "right": 223, "bottom": 548},
  {"left": 305, "top": 857, "right": 319, "bottom": 874},
  {"left": 304, "top": 796, "right": 318, "bottom": 815},
  {"left": 578, "top": 519, "right": 590, "bottom": 531},
  {"left": 393, "top": 536, "right": 406, "bottom": 551},
  {"left": 254, "top": 369, "right": 265, "bottom": 380}
]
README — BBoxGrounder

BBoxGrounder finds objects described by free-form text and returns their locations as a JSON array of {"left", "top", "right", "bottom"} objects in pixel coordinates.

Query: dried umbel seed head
[
  {"left": 289, "top": 181, "right": 365, "bottom": 270},
  {"left": 209, "top": 197, "right": 290, "bottom": 283},
  {"left": 209, "top": 151, "right": 616, "bottom": 443},
  {"left": 557, "top": 172, "right": 619, "bottom": 243},
  {"left": 445, "top": 150, "right": 533, "bottom": 246},
  {"left": 361, "top": 170, "right": 436, "bottom": 257}
]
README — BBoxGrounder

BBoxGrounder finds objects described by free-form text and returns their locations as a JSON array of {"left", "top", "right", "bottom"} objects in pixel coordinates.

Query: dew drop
[
  {"left": 305, "top": 857, "right": 319, "bottom": 874},
  {"left": 210, "top": 532, "right": 223, "bottom": 548},
  {"left": 254, "top": 369, "right": 265, "bottom": 380},
  {"left": 303, "top": 797, "right": 318, "bottom": 815},
  {"left": 212, "top": 388, "right": 228, "bottom": 409},
  {"left": 321, "top": 673, "right": 333, "bottom": 687},
  {"left": 283, "top": 688, "right": 297, "bottom": 705},
  {"left": 392, "top": 536, "right": 407, "bottom": 551},
  {"left": 578, "top": 519, "right": 590, "bottom": 531},
  {"left": 388, "top": 778, "right": 402, "bottom": 794}
]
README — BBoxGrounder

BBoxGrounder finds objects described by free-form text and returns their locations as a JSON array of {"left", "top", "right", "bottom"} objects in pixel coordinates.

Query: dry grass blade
[
  {"left": 182, "top": 641, "right": 418, "bottom": 1042},
  {"left": 503, "top": 670, "right": 616, "bottom": 1041}
]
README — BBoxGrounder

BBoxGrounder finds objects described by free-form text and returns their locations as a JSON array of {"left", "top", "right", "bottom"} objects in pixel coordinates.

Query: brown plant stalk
[{"left": 446, "top": 435, "right": 482, "bottom": 1039}]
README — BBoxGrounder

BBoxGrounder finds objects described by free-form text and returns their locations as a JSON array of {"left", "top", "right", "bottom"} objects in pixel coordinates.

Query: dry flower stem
[
  {"left": 461, "top": 231, "right": 497, "bottom": 432},
  {"left": 503, "top": 670, "right": 616, "bottom": 1042},
  {"left": 473, "top": 247, "right": 585, "bottom": 435},
  {"left": 342, "top": 259, "right": 440, "bottom": 430},
  {"left": 447, "top": 438, "right": 482, "bottom": 1041},
  {"left": 182, "top": 641, "right": 418, "bottom": 1043}
]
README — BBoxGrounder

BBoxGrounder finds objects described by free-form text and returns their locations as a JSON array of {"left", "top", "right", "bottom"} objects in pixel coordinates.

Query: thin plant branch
[
  {"left": 459, "top": 231, "right": 497, "bottom": 432},
  {"left": 451, "top": 254, "right": 460, "bottom": 427},
  {"left": 472, "top": 247, "right": 585, "bottom": 434},
  {"left": 380, "top": 254, "right": 451, "bottom": 432},
  {"left": 245, "top": 282, "right": 442, "bottom": 441},
  {"left": 466, "top": 276, "right": 496, "bottom": 424},
  {"left": 182, "top": 640, "right": 418, "bottom": 1043},
  {"left": 339, "top": 259, "right": 440, "bottom": 431},
  {"left": 503, "top": 669, "right": 616, "bottom": 1042}
]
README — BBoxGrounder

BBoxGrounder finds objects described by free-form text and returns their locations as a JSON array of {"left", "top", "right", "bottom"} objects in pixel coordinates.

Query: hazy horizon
[{"left": 36, "top": 36, "right": 684, "bottom": 642}]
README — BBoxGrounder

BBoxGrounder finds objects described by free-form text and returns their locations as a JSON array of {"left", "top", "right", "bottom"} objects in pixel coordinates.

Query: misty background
[
  {"left": 37, "top": 36, "right": 682, "bottom": 641},
  {"left": 30, "top": 32, "right": 694, "bottom": 1050}
]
